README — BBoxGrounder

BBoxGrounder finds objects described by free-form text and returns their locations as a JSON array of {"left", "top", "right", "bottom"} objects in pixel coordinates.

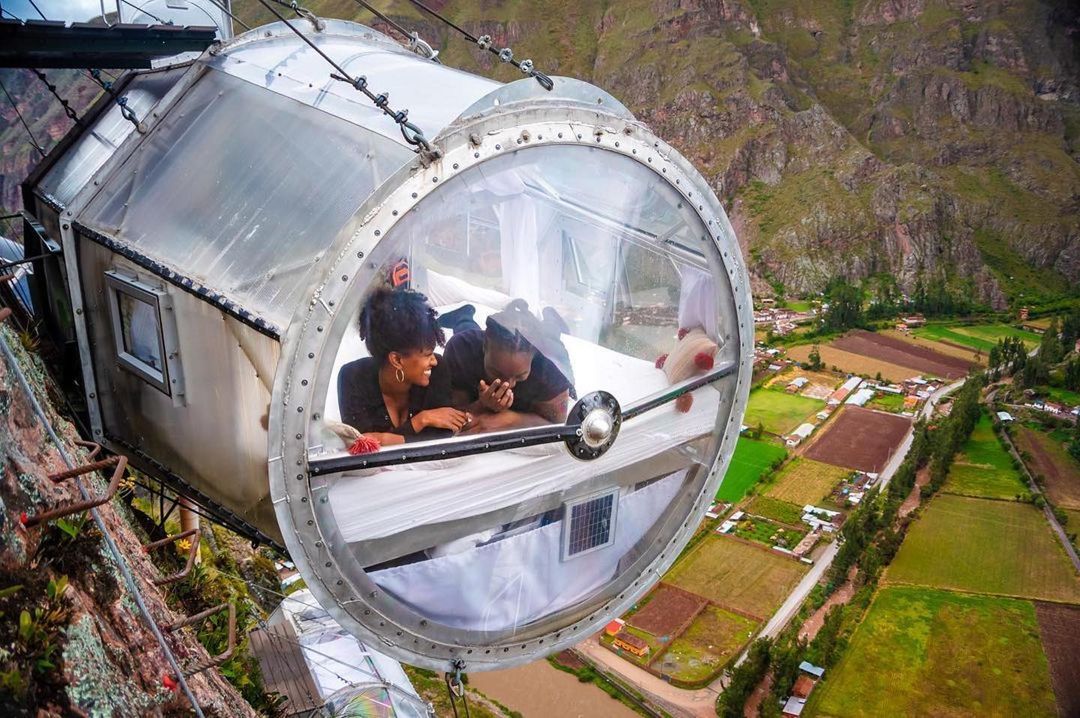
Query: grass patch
[
  {"left": 718, "top": 438, "right": 787, "bottom": 502},
  {"left": 655, "top": 606, "right": 758, "bottom": 685},
  {"left": 1041, "top": 385, "right": 1080, "bottom": 407},
  {"left": 666, "top": 536, "right": 807, "bottom": 619},
  {"left": 743, "top": 388, "right": 825, "bottom": 436},
  {"left": 746, "top": 495, "right": 805, "bottom": 525},
  {"left": 886, "top": 494, "right": 1080, "bottom": 603},
  {"left": 809, "top": 586, "right": 1057, "bottom": 718},
  {"left": 944, "top": 413, "right": 1031, "bottom": 500},
  {"left": 867, "top": 392, "right": 907, "bottom": 413},
  {"left": 764, "top": 457, "right": 852, "bottom": 506}
]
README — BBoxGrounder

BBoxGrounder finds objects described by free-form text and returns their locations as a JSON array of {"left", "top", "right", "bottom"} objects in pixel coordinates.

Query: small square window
[
  {"left": 562, "top": 489, "right": 619, "bottom": 560},
  {"left": 105, "top": 271, "right": 175, "bottom": 395}
]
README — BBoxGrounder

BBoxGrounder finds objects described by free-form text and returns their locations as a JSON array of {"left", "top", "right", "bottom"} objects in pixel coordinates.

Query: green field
[
  {"left": 732, "top": 514, "right": 807, "bottom": 548},
  {"left": 913, "top": 323, "right": 1040, "bottom": 353},
  {"left": 743, "top": 388, "right": 825, "bottom": 436},
  {"left": 765, "top": 457, "right": 851, "bottom": 506},
  {"left": 943, "top": 413, "right": 1031, "bottom": 500},
  {"left": 1042, "top": 385, "right": 1080, "bottom": 406},
  {"left": 656, "top": 606, "right": 758, "bottom": 685},
  {"left": 666, "top": 536, "right": 807, "bottom": 620},
  {"left": 809, "top": 586, "right": 1057, "bottom": 718},
  {"left": 717, "top": 438, "right": 787, "bottom": 502},
  {"left": 746, "top": 495, "right": 805, "bottom": 525},
  {"left": 886, "top": 494, "right": 1080, "bottom": 603}
]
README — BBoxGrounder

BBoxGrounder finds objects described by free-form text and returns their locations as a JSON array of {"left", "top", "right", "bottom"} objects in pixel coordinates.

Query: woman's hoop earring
[{"left": 395, "top": 367, "right": 406, "bottom": 384}]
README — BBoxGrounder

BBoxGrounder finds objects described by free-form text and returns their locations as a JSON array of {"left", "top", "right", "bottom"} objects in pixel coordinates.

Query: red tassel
[
  {"left": 348, "top": 435, "right": 381, "bottom": 455},
  {"left": 677, "top": 327, "right": 690, "bottom": 341},
  {"left": 676, "top": 394, "right": 694, "bottom": 413},
  {"left": 163, "top": 674, "right": 179, "bottom": 692},
  {"left": 18, "top": 512, "right": 28, "bottom": 526},
  {"left": 694, "top": 352, "right": 714, "bottom": 371},
  {"left": 655, "top": 354, "right": 668, "bottom": 369}
]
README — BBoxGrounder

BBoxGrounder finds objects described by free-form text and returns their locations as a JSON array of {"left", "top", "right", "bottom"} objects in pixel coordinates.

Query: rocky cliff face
[
  {"left": 0, "top": 326, "right": 258, "bottom": 717},
  {"left": 4, "top": 1, "right": 1078, "bottom": 309}
]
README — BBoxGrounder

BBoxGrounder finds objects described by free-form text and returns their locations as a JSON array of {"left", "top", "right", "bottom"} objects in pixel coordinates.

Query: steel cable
[{"left": 0, "top": 77, "right": 45, "bottom": 157}]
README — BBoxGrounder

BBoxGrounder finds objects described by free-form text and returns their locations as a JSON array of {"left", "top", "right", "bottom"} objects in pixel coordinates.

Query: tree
[
  {"left": 822, "top": 277, "right": 864, "bottom": 331},
  {"left": 808, "top": 345, "right": 823, "bottom": 371},
  {"left": 1038, "top": 317, "right": 1064, "bottom": 364}
]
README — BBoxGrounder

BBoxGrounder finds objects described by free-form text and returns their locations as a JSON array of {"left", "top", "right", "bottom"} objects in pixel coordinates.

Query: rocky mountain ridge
[{"left": 3, "top": 0, "right": 1078, "bottom": 310}]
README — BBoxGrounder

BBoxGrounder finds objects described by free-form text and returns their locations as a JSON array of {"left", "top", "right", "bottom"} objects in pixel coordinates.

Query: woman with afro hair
[{"left": 337, "top": 288, "right": 470, "bottom": 449}]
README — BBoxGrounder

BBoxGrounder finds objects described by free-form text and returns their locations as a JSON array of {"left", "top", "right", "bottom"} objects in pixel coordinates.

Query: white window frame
[
  {"left": 104, "top": 270, "right": 181, "bottom": 398},
  {"left": 561, "top": 487, "right": 620, "bottom": 561}
]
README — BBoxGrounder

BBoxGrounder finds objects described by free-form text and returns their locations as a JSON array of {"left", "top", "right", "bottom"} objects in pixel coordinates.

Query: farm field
[
  {"left": 881, "top": 328, "right": 985, "bottom": 365},
  {"left": 666, "top": 536, "right": 807, "bottom": 620},
  {"left": 943, "top": 413, "right": 1030, "bottom": 501},
  {"left": 743, "top": 388, "right": 824, "bottom": 436},
  {"left": 1015, "top": 426, "right": 1080, "bottom": 509},
  {"left": 627, "top": 584, "right": 706, "bottom": 638},
  {"left": 746, "top": 495, "right": 805, "bottom": 525},
  {"left": 886, "top": 494, "right": 1080, "bottom": 603},
  {"left": 1041, "top": 385, "right": 1080, "bottom": 406},
  {"left": 804, "top": 407, "right": 911, "bottom": 473},
  {"left": 832, "top": 330, "right": 971, "bottom": 379},
  {"left": 655, "top": 605, "right": 757, "bottom": 685},
  {"left": 718, "top": 438, "right": 787, "bottom": 502},
  {"left": 912, "top": 323, "right": 1041, "bottom": 352},
  {"left": 786, "top": 344, "right": 917, "bottom": 382},
  {"left": 809, "top": 586, "right": 1057, "bottom": 718},
  {"left": 732, "top": 514, "right": 806, "bottom": 548},
  {"left": 1035, "top": 602, "right": 1080, "bottom": 718},
  {"left": 764, "top": 457, "right": 851, "bottom": 506},
  {"left": 764, "top": 368, "right": 840, "bottom": 400}
]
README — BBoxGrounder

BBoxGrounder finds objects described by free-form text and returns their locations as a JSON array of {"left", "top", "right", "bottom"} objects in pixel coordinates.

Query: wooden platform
[{"left": 249, "top": 621, "right": 322, "bottom": 715}]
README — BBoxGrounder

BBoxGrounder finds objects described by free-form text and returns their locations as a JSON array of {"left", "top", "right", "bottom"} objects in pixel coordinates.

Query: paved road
[{"left": 573, "top": 379, "right": 967, "bottom": 717}]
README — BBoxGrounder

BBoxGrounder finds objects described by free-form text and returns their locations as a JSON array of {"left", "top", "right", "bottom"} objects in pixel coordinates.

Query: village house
[
  {"left": 613, "top": 631, "right": 650, "bottom": 657},
  {"left": 604, "top": 618, "right": 625, "bottom": 637},
  {"left": 786, "top": 423, "right": 816, "bottom": 447},
  {"left": 786, "top": 377, "right": 810, "bottom": 393}
]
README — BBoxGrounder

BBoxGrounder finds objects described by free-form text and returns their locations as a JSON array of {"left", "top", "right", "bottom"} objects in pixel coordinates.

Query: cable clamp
[
  {"left": 519, "top": 59, "right": 534, "bottom": 75},
  {"left": 476, "top": 34, "right": 492, "bottom": 50},
  {"left": 498, "top": 47, "right": 513, "bottom": 63},
  {"left": 408, "top": 32, "right": 440, "bottom": 62}
]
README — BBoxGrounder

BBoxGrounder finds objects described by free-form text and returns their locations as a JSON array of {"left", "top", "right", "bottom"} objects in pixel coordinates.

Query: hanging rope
[
  {"left": 349, "top": 0, "right": 439, "bottom": 62},
  {"left": 398, "top": 0, "right": 552, "bottom": 91},
  {"left": 31, "top": 69, "right": 83, "bottom": 126},
  {"left": 255, "top": 0, "right": 438, "bottom": 158},
  {"left": 86, "top": 69, "right": 145, "bottom": 132},
  {"left": 0, "top": 77, "right": 45, "bottom": 157}
]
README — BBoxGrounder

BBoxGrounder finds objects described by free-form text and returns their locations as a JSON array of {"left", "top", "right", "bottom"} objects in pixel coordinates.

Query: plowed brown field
[
  {"left": 1016, "top": 427, "right": 1080, "bottom": 510},
  {"left": 832, "top": 330, "right": 972, "bottom": 379},
  {"left": 627, "top": 584, "right": 707, "bottom": 638},
  {"left": 1035, "top": 602, "right": 1080, "bottom": 718},
  {"left": 804, "top": 406, "right": 911, "bottom": 473}
]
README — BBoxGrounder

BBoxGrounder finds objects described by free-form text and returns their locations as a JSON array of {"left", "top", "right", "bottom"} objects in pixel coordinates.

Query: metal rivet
[
  {"left": 374, "top": 230, "right": 381, "bottom": 236},
  {"left": 452, "top": 163, "right": 459, "bottom": 170},
  {"left": 308, "top": 352, "right": 315, "bottom": 359},
  {"left": 297, "top": 406, "right": 304, "bottom": 413},
  {"left": 341, "top": 275, "right": 348, "bottom": 282},
  {"left": 411, "top": 192, "right": 418, "bottom": 198}
]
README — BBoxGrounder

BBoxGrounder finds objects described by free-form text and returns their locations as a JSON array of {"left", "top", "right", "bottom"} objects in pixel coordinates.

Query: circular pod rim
[{"left": 268, "top": 86, "right": 755, "bottom": 672}]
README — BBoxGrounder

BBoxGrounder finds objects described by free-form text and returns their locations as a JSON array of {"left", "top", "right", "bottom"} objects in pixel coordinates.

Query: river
[{"left": 469, "top": 658, "right": 641, "bottom": 718}]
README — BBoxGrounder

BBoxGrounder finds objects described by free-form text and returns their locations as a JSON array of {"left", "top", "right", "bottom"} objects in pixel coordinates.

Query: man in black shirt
[{"left": 443, "top": 300, "right": 572, "bottom": 433}]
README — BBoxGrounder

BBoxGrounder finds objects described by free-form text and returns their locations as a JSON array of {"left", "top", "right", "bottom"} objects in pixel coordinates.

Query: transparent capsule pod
[
  {"left": 271, "top": 119, "right": 753, "bottom": 669},
  {"left": 20, "top": 17, "right": 753, "bottom": 672}
]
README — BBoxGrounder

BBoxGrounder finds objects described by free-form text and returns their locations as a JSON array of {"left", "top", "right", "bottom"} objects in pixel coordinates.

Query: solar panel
[{"left": 563, "top": 490, "right": 618, "bottom": 559}]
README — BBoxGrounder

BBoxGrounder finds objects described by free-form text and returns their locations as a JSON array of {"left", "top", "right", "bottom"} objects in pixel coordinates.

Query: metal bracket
[
  {"left": 144, "top": 528, "right": 200, "bottom": 586},
  {"left": 22, "top": 454, "right": 128, "bottom": 528},
  {"left": 163, "top": 602, "right": 237, "bottom": 676}
]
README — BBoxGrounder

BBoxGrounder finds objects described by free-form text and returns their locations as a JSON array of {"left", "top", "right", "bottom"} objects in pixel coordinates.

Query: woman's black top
[
  {"left": 337, "top": 357, "right": 454, "bottom": 442},
  {"left": 443, "top": 329, "right": 572, "bottom": 413}
]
